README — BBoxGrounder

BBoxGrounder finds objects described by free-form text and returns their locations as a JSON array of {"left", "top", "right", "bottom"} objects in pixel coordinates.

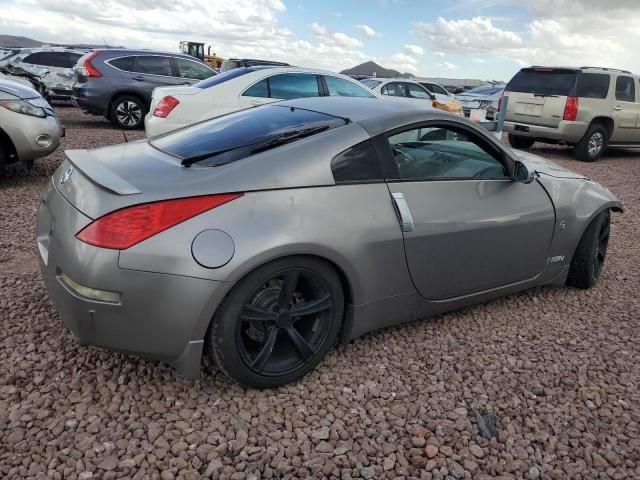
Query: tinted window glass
[
  {"left": 407, "top": 83, "right": 431, "bottom": 99},
  {"left": 425, "top": 83, "right": 448, "bottom": 95},
  {"left": 175, "top": 58, "right": 214, "bottom": 80},
  {"left": 151, "top": 105, "right": 345, "bottom": 165},
  {"left": 381, "top": 82, "right": 407, "bottom": 97},
  {"left": 196, "top": 67, "right": 255, "bottom": 89},
  {"left": 388, "top": 126, "right": 506, "bottom": 180},
  {"left": 132, "top": 56, "right": 173, "bottom": 76},
  {"left": 243, "top": 79, "right": 269, "bottom": 97},
  {"left": 269, "top": 74, "right": 320, "bottom": 99},
  {"left": 576, "top": 73, "right": 610, "bottom": 99},
  {"left": 22, "top": 52, "right": 42, "bottom": 65},
  {"left": 331, "top": 140, "right": 383, "bottom": 183},
  {"left": 615, "top": 76, "right": 635, "bottom": 102},
  {"left": 361, "top": 79, "right": 381, "bottom": 88},
  {"left": 29, "top": 52, "right": 81, "bottom": 68},
  {"left": 109, "top": 56, "right": 135, "bottom": 72},
  {"left": 325, "top": 76, "right": 376, "bottom": 98},
  {"left": 507, "top": 68, "right": 577, "bottom": 96}
]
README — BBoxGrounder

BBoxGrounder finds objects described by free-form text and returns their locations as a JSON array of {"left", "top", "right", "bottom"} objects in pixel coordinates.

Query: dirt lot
[{"left": 1, "top": 106, "right": 639, "bottom": 480}]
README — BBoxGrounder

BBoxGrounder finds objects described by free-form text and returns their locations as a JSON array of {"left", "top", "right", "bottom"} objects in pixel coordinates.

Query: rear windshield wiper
[
  {"left": 181, "top": 125, "right": 331, "bottom": 167},
  {"left": 533, "top": 94, "right": 560, "bottom": 98}
]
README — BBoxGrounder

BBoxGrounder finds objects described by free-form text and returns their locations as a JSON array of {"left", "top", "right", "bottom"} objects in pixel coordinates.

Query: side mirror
[
  {"left": 430, "top": 93, "right": 436, "bottom": 101},
  {"left": 514, "top": 160, "right": 535, "bottom": 184}
]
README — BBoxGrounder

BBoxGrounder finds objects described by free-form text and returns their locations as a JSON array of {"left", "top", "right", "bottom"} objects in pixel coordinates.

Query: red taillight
[
  {"left": 82, "top": 50, "right": 102, "bottom": 78},
  {"left": 563, "top": 96, "right": 579, "bottom": 121},
  {"left": 76, "top": 193, "right": 243, "bottom": 250},
  {"left": 153, "top": 96, "right": 180, "bottom": 118}
]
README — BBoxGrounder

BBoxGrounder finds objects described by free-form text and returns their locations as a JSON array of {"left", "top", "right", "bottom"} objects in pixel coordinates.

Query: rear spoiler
[{"left": 65, "top": 149, "right": 141, "bottom": 195}]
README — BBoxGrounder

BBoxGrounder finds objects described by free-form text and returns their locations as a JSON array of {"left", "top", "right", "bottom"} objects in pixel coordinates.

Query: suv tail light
[
  {"left": 563, "top": 96, "right": 579, "bottom": 121},
  {"left": 78, "top": 50, "right": 103, "bottom": 78},
  {"left": 153, "top": 96, "right": 180, "bottom": 118},
  {"left": 76, "top": 193, "right": 243, "bottom": 250}
]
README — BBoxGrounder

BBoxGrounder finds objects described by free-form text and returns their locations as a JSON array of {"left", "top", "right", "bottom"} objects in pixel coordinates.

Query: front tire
[
  {"left": 574, "top": 124, "right": 608, "bottom": 162},
  {"left": 208, "top": 257, "right": 344, "bottom": 388},
  {"left": 508, "top": 134, "right": 535, "bottom": 150},
  {"left": 567, "top": 210, "right": 610, "bottom": 289},
  {"left": 110, "top": 95, "right": 146, "bottom": 130}
]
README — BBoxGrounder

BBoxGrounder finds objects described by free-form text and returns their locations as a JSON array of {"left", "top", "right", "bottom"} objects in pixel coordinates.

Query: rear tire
[
  {"left": 109, "top": 95, "right": 146, "bottom": 130},
  {"left": 567, "top": 210, "right": 610, "bottom": 289},
  {"left": 574, "top": 124, "right": 608, "bottom": 162},
  {"left": 208, "top": 257, "right": 344, "bottom": 388},
  {"left": 508, "top": 134, "right": 535, "bottom": 150}
]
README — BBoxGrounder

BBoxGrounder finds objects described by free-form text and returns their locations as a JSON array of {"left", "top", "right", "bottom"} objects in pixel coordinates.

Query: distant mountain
[
  {"left": 0, "top": 35, "right": 43, "bottom": 48},
  {"left": 340, "top": 61, "right": 414, "bottom": 79}
]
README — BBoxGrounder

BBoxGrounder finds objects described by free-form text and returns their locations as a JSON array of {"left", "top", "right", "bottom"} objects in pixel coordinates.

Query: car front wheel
[
  {"left": 110, "top": 95, "right": 146, "bottom": 130},
  {"left": 208, "top": 257, "right": 344, "bottom": 388},
  {"left": 508, "top": 134, "right": 535, "bottom": 150},
  {"left": 567, "top": 210, "right": 610, "bottom": 289}
]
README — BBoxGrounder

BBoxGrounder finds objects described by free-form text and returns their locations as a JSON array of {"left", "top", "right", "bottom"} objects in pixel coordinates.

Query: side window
[
  {"left": 243, "top": 79, "right": 269, "bottom": 98},
  {"left": 387, "top": 125, "right": 507, "bottom": 180},
  {"left": 431, "top": 84, "right": 448, "bottom": 95},
  {"left": 407, "top": 83, "right": 431, "bottom": 99},
  {"left": 175, "top": 58, "right": 214, "bottom": 80},
  {"left": 381, "top": 82, "right": 407, "bottom": 97},
  {"left": 22, "top": 52, "right": 43, "bottom": 65},
  {"left": 109, "top": 56, "right": 135, "bottom": 72},
  {"left": 331, "top": 140, "right": 383, "bottom": 183},
  {"left": 615, "top": 76, "right": 636, "bottom": 102},
  {"left": 576, "top": 73, "right": 610, "bottom": 99},
  {"left": 132, "top": 56, "right": 173, "bottom": 76},
  {"left": 268, "top": 74, "right": 320, "bottom": 99},
  {"left": 324, "top": 76, "right": 376, "bottom": 98}
]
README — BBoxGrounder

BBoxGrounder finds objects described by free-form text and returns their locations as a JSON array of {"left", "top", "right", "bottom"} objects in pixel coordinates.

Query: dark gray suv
[{"left": 72, "top": 49, "right": 216, "bottom": 129}]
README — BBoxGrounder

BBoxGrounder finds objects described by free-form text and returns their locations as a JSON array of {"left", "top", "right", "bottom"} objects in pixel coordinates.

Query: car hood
[
  {"left": 511, "top": 149, "right": 586, "bottom": 179},
  {"left": 0, "top": 77, "right": 40, "bottom": 99}
]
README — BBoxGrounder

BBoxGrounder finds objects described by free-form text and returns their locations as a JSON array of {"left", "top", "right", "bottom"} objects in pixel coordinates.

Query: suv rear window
[
  {"left": 151, "top": 105, "right": 346, "bottom": 166},
  {"left": 507, "top": 68, "right": 577, "bottom": 96},
  {"left": 576, "top": 73, "right": 610, "bottom": 99}
]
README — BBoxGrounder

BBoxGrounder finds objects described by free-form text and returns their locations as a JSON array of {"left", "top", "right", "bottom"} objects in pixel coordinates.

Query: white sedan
[
  {"left": 361, "top": 78, "right": 453, "bottom": 103},
  {"left": 145, "top": 67, "right": 380, "bottom": 137}
]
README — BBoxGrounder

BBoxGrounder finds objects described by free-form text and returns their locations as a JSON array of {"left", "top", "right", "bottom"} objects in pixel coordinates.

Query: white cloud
[
  {"left": 404, "top": 44, "right": 424, "bottom": 55},
  {"left": 310, "top": 22, "right": 363, "bottom": 48},
  {"left": 383, "top": 52, "right": 418, "bottom": 73},
  {"left": 472, "top": 58, "right": 486, "bottom": 64},
  {"left": 436, "top": 61, "right": 459, "bottom": 70},
  {"left": 355, "top": 24, "right": 382, "bottom": 39},
  {"left": 434, "top": 51, "right": 446, "bottom": 57}
]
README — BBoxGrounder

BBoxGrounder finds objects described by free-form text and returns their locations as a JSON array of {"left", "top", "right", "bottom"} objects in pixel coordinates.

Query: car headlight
[{"left": 0, "top": 99, "right": 46, "bottom": 118}]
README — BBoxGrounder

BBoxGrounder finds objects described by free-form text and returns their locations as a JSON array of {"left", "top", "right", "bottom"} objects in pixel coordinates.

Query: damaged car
[
  {"left": 455, "top": 85, "right": 505, "bottom": 120},
  {"left": 0, "top": 47, "right": 90, "bottom": 100}
]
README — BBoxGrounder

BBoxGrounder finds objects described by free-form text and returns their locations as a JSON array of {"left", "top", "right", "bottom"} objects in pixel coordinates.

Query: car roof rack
[{"left": 580, "top": 66, "right": 633, "bottom": 74}]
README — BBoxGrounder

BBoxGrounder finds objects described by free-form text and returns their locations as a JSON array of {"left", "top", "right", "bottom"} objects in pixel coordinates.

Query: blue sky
[{"left": 1, "top": 0, "right": 639, "bottom": 81}]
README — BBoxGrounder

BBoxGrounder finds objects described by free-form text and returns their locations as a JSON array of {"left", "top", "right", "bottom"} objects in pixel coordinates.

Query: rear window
[
  {"left": 576, "top": 73, "right": 610, "bottom": 99},
  {"left": 507, "top": 68, "right": 577, "bottom": 96},
  {"left": 196, "top": 67, "right": 255, "bottom": 89},
  {"left": 151, "top": 105, "right": 346, "bottom": 166}
]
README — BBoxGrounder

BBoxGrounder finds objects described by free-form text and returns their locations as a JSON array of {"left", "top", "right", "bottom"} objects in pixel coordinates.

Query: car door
[
  {"left": 130, "top": 55, "right": 185, "bottom": 102},
  {"left": 610, "top": 75, "right": 640, "bottom": 143},
  {"left": 382, "top": 122, "right": 556, "bottom": 300},
  {"left": 238, "top": 73, "right": 321, "bottom": 109}
]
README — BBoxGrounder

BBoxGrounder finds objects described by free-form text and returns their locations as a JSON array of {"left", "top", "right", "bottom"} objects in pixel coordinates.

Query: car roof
[
  {"left": 96, "top": 49, "right": 195, "bottom": 58},
  {"left": 274, "top": 96, "right": 463, "bottom": 136}
]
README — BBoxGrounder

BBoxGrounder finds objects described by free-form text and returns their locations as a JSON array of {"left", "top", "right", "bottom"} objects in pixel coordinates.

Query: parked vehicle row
[{"left": 455, "top": 85, "right": 505, "bottom": 120}]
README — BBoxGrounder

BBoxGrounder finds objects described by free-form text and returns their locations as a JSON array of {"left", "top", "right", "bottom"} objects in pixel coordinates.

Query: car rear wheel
[
  {"left": 574, "top": 124, "right": 608, "bottom": 162},
  {"left": 567, "top": 210, "right": 610, "bottom": 289},
  {"left": 110, "top": 95, "right": 146, "bottom": 130},
  {"left": 208, "top": 257, "right": 344, "bottom": 388},
  {"left": 508, "top": 134, "right": 535, "bottom": 150}
]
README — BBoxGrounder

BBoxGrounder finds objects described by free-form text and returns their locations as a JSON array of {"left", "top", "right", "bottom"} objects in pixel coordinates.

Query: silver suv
[{"left": 504, "top": 66, "right": 640, "bottom": 161}]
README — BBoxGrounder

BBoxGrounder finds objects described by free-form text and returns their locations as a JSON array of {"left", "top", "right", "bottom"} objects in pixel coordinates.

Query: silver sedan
[{"left": 37, "top": 97, "right": 622, "bottom": 388}]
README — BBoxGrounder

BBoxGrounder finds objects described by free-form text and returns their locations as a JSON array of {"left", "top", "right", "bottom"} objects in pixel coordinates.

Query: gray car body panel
[{"left": 37, "top": 97, "right": 622, "bottom": 378}]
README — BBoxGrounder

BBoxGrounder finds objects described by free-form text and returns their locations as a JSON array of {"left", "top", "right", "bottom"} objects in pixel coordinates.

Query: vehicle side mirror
[
  {"left": 430, "top": 93, "right": 436, "bottom": 101},
  {"left": 514, "top": 160, "right": 535, "bottom": 184}
]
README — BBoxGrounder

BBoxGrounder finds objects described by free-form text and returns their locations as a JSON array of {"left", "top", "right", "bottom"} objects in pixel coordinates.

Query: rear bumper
[
  {"left": 144, "top": 114, "right": 186, "bottom": 138},
  {"left": 72, "top": 86, "right": 109, "bottom": 116},
  {"left": 503, "top": 120, "right": 588, "bottom": 144},
  {"left": 36, "top": 178, "right": 231, "bottom": 378}
]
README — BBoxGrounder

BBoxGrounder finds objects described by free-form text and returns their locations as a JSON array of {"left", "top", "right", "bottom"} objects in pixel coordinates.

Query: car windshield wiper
[
  {"left": 533, "top": 93, "right": 560, "bottom": 98},
  {"left": 180, "top": 125, "right": 331, "bottom": 167}
]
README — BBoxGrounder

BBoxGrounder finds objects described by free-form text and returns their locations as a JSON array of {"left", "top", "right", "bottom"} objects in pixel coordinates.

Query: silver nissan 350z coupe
[{"left": 37, "top": 97, "right": 622, "bottom": 388}]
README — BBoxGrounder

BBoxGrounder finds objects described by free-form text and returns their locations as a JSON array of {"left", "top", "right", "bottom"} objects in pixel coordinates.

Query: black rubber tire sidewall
[
  {"left": 208, "top": 256, "right": 344, "bottom": 389},
  {"left": 574, "top": 124, "right": 608, "bottom": 162},
  {"left": 567, "top": 210, "right": 610, "bottom": 289},
  {"left": 109, "top": 95, "right": 146, "bottom": 130},
  {"left": 508, "top": 134, "right": 535, "bottom": 150},
  {"left": 0, "top": 142, "right": 6, "bottom": 174}
]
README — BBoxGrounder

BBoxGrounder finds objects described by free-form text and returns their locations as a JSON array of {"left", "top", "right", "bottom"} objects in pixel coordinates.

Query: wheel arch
[
  {"left": 108, "top": 90, "right": 149, "bottom": 115},
  {"left": 590, "top": 116, "right": 614, "bottom": 139},
  {"left": 0, "top": 127, "right": 18, "bottom": 165}
]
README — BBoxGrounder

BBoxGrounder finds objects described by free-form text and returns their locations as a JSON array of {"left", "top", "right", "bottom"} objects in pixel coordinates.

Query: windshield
[
  {"left": 507, "top": 68, "right": 578, "bottom": 96},
  {"left": 151, "top": 104, "right": 347, "bottom": 166},
  {"left": 361, "top": 79, "right": 381, "bottom": 88}
]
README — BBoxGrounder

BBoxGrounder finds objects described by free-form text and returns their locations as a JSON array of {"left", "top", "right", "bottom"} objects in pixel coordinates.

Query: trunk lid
[{"left": 505, "top": 68, "right": 578, "bottom": 128}]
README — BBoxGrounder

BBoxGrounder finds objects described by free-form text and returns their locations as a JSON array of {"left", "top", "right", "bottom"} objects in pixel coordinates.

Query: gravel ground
[{"left": 1, "top": 106, "right": 639, "bottom": 480}]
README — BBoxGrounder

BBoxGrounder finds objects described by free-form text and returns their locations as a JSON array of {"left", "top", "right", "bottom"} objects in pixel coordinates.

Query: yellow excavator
[{"left": 179, "top": 41, "right": 224, "bottom": 69}]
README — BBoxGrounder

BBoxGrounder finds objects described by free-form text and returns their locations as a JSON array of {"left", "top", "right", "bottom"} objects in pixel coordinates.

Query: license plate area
[{"left": 515, "top": 102, "right": 543, "bottom": 117}]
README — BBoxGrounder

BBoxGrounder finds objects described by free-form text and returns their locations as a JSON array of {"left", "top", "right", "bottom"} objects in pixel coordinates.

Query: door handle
[
  {"left": 391, "top": 192, "right": 414, "bottom": 232},
  {"left": 131, "top": 75, "right": 145, "bottom": 81},
  {"left": 614, "top": 106, "right": 623, "bottom": 111}
]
